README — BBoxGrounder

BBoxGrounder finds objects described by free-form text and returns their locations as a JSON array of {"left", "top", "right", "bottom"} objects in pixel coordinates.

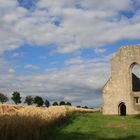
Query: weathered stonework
[{"left": 103, "top": 45, "right": 140, "bottom": 115}]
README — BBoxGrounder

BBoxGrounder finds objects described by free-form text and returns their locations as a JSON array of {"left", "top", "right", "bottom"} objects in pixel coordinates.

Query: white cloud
[
  {"left": 24, "top": 64, "right": 40, "bottom": 69},
  {"left": 8, "top": 68, "right": 15, "bottom": 73},
  {"left": 0, "top": 0, "right": 140, "bottom": 53},
  {"left": 0, "top": 0, "right": 140, "bottom": 107},
  {"left": 0, "top": 54, "right": 111, "bottom": 107},
  {"left": 65, "top": 57, "right": 85, "bottom": 65},
  {"left": 12, "top": 52, "right": 24, "bottom": 58},
  {"left": 94, "top": 48, "right": 106, "bottom": 54}
]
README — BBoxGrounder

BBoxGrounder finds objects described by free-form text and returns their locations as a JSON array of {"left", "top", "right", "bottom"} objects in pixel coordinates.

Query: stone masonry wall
[{"left": 103, "top": 45, "right": 140, "bottom": 115}]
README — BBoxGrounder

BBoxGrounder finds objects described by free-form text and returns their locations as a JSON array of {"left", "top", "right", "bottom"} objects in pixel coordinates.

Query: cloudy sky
[{"left": 0, "top": 0, "right": 140, "bottom": 107}]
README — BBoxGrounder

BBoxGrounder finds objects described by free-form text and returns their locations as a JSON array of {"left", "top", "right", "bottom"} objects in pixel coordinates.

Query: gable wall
[{"left": 103, "top": 46, "right": 140, "bottom": 115}]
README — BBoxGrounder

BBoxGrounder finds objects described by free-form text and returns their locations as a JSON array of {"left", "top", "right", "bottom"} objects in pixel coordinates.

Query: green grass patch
[{"left": 48, "top": 112, "right": 140, "bottom": 140}]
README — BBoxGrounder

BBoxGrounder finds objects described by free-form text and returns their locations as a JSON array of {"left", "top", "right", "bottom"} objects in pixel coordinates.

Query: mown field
[{"left": 49, "top": 112, "right": 140, "bottom": 140}]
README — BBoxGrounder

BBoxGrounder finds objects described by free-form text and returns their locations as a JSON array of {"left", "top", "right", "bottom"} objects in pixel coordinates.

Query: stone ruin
[{"left": 103, "top": 45, "right": 140, "bottom": 115}]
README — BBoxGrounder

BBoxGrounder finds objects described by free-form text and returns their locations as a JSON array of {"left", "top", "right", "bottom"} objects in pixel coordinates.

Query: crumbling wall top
[{"left": 111, "top": 45, "right": 140, "bottom": 61}]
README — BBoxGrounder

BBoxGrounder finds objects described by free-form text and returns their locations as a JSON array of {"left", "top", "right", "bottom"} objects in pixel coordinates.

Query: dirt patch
[{"left": 106, "top": 121, "right": 128, "bottom": 130}]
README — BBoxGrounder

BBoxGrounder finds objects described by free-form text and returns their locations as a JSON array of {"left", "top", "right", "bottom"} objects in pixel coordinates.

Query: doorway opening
[{"left": 119, "top": 103, "right": 126, "bottom": 116}]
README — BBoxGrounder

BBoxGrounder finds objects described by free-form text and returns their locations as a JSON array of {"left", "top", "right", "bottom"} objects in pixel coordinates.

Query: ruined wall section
[{"left": 103, "top": 46, "right": 140, "bottom": 115}]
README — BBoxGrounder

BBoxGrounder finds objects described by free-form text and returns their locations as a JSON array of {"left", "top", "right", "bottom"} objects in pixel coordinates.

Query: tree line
[{"left": 0, "top": 91, "right": 72, "bottom": 107}]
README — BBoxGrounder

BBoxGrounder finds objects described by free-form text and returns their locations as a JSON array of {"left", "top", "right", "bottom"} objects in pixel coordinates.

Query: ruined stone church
[{"left": 103, "top": 45, "right": 140, "bottom": 115}]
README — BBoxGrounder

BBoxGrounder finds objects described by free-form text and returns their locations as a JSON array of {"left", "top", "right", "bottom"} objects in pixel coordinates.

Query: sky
[{"left": 0, "top": 0, "right": 140, "bottom": 107}]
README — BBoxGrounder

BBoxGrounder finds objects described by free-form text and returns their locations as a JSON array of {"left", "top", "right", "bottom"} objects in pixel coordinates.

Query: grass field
[{"left": 49, "top": 112, "right": 140, "bottom": 140}]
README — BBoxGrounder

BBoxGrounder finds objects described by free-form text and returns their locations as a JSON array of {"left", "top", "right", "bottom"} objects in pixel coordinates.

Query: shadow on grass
[
  {"left": 0, "top": 112, "right": 139, "bottom": 140},
  {"left": 46, "top": 113, "right": 139, "bottom": 140},
  {"left": 134, "top": 114, "right": 140, "bottom": 119},
  {"left": 48, "top": 131, "right": 138, "bottom": 140}
]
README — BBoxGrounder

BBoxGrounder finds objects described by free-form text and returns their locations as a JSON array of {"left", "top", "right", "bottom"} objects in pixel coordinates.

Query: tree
[
  {"left": 11, "top": 91, "right": 21, "bottom": 104},
  {"left": 66, "top": 102, "right": 72, "bottom": 106},
  {"left": 52, "top": 102, "right": 58, "bottom": 106},
  {"left": 25, "top": 96, "right": 33, "bottom": 105},
  {"left": 83, "top": 106, "right": 88, "bottom": 109},
  {"left": 34, "top": 96, "right": 44, "bottom": 107},
  {"left": 44, "top": 99, "right": 50, "bottom": 107},
  {"left": 0, "top": 93, "right": 8, "bottom": 104},
  {"left": 59, "top": 101, "right": 65, "bottom": 105}
]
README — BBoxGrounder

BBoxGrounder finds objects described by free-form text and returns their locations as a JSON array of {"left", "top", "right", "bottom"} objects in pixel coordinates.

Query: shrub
[
  {"left": 52, "top": 102, "right": 58, "bottom": 106},
  {"left": 34, "top": 96, "right": 44, "bottom": 107},
  {"left": 59, "top": 101, "right": 65, "bottom": 106},
  {"left": 44, "top": 99, "right": 50, "bottom": 107},
  {"left": 66, "top": 102, "right": 72, "bottom": 106},
  {"left": 83, "top": 106, "right": 88, "bottom": 109},
  {"left": 11, "top": 91, "right": 21, "bottom": 104},
  {"left": 25, "top": 96, "right": 34, "bottom": 105},
  {"left": 0, "top": 93, "right": 8, "bottom": 104}
]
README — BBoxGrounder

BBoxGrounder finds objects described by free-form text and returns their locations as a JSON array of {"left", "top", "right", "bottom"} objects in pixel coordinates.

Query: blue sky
[{"left": 0, "top": 0, "right": 140, "bottom": 107}]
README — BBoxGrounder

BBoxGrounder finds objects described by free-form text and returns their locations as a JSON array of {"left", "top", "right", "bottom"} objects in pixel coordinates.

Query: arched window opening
[{"left": 131, "top": 64, "right": 140, "bottom": 92}]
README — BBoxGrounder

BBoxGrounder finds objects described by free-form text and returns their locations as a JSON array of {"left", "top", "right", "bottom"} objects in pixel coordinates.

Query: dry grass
[
  {"left": 0, "top": 104, "right": 96, "bottom": 140},
  {"left": 106, "top": 120, "right": 128, "bottom": 130}
]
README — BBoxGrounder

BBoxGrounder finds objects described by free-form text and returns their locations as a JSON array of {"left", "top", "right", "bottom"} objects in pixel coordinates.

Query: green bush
[
  {"left": 59, "top": 101, "right": 65, "bottom": 105},
  {"left": 52, "top": 102, "right": 58, "bottom": 106},
  {"left": 11, "top": 91, "right": 21, "bottom": 104},
  {"left": 44, "top": 99, "right": 50, "bottom": 107},
  {"left": 25, "top": 96, "right": 34, "bottom": 105},
  {"left": 34, "top": 96, "right": 44, "bottom": 107},
  {"left": 0, "top": 93, "right": 8, "bottom": 104}
]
